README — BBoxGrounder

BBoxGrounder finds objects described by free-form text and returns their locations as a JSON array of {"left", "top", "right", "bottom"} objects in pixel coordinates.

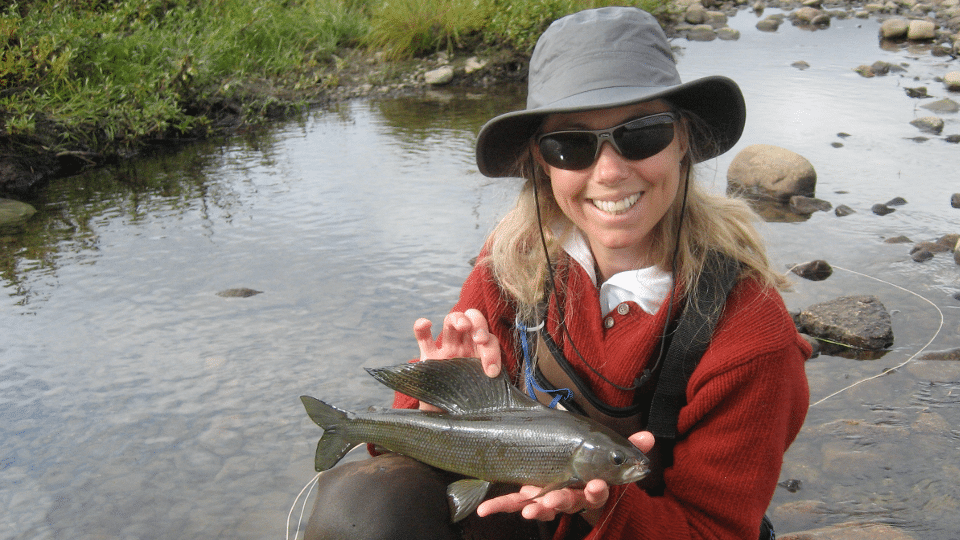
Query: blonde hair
[{"left": 479, "top": 108, "right": 788, "bottom": 323}]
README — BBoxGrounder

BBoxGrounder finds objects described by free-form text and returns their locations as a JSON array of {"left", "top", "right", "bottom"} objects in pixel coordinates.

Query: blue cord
[{"left": 517, "top": 318, "right": 572, "bottom": 408}]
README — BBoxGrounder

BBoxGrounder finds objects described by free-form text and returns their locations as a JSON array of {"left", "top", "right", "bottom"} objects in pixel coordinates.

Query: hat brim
[{"left": 475, "top": 75, "right": 745, "bottom": 178}]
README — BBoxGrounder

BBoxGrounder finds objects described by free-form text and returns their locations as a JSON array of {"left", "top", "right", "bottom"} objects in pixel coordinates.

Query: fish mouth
[
  {"left": 627, "top": 459, "right": 651, "bottom": 481},
  {"left": 590, "top": 192, "right": 641, "bottom": 215}
]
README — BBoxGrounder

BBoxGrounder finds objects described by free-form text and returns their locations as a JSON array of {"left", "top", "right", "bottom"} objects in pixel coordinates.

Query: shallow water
[{"left": 3, "top": 9, "right": 960, "bottom": 539}]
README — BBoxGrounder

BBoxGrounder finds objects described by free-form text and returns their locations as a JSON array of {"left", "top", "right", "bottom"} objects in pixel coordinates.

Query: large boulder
[
  {"left": 880, "top": 18, "right": 909, "bottom": 39},
  {"left": 907, "top": 19, "right": 936, "bottom": 40},
  {"left": 797, "top": 295, "right": 894, "bottom": 351},
  {"left": 727, "top": 144, "right": 817, "bottom": 202},
  {"left": 0, "top": 198, "right": 36, "bottom": 229}
]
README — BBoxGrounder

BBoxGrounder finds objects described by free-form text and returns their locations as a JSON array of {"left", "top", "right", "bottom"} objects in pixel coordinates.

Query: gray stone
[
  {"left": 905, "top": 86, "right": 929, "bottom": 98},
  {"left": 951, "top": 193, "right": 960, "bottom": 208},
  {"left": 835, "top": 204, "right": 856, "bottom": 216},
  {"left": 880, "top": 17, "right": 910, "bottom": 38},
  {"left": 716, "top": 27, "right": 741, "bottom": 40},
  {"left": 686, "top": 24, "right": 717, "bottom": 41},
  {"left": 0, "top": 198, "right": 36, "bottom": 229},
  {"left": 757, "top": 17, "right": 781, "bottom": 31},
  {"left": 872, "top": 203, "right": 896, "bottom": 215},
  {"left": 794, "top": 6, "right": 824, "bottom": 23},
  {"left": 944, "top": 71, "right": 960, "bottom": 90},
  {"left": 705, "top": 10, "right": 728, "bottom": 27},
  {"left": 798, "top": 295, "right": 894, "bottom": 351},
  {"left": 885, "top": 196, "right": 907, "bottom": 206},
  {"left": 727, "top": 144, "right": 817, "bottom": 202},
  {"left": 424, "top": 66, "right": 454, "bottom": 86},
  {"left": 884, "top": 235, "right": 912, "bottom": 243},
  {"left": 685, "top": 4, "right": 707, "bottom": 24},
  {"left": 216, "top": 288, "right": 262, "bottom": 298},
  {"left": 791, "top": 259, "right": 833, "bottom": 281},
  {"left": 464, "top": 57, "right": 486, "bottom": 75},
  {"left": 910, "top": 116, "right": 945, "bottom": 134},
  {"left": 920, "top": 98, "right": 959, "bottom": 112},
  {"left": 790, "top": 195, "right": 832, "bottom": 214},
  {"left": 907, "top": 19, "right": 937, "bottom": 40},
  {"left": 779, "top": 522, "right": 917, "bottom": 540}
]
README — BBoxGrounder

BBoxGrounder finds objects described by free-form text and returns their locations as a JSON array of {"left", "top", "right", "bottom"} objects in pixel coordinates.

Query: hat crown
[{"left": 528, "top": 7, "right": 681, "bottom": 110}]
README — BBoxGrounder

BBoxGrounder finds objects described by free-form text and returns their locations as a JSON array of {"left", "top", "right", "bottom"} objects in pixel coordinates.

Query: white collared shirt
[{"left": 562, "top": 228, "right": 673, "bottom": 317}]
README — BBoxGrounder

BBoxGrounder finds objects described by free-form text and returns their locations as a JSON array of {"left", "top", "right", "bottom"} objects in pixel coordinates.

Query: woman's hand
[
  {"left": 475, "top": 432, "right": 655, "bottom": 522},
  {"left": 413, "top": 309, "right": 502, "bottom": 411}
]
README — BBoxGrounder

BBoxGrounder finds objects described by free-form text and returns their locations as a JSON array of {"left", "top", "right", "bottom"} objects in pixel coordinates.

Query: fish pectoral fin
[
  {"left": 524, "top": 479, "right": 578, "bottom": 501},
  {"left": 446, "top": 479, "right": 492, "bottom": 523}
]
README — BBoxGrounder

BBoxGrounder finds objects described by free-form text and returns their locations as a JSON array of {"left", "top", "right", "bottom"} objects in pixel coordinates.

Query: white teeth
[{"left": 592, "top": 193, "right": 641, "bottom": 215}]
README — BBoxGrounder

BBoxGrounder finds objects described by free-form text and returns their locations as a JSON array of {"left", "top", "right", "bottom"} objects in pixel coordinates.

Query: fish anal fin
[{"left": 446, "top": 478, "right": 492, "bottom": 523}]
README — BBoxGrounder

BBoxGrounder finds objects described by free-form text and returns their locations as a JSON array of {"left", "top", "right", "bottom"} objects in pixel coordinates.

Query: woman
[{"left": 306, "top": 7, "right": 809, "bottom": 540}]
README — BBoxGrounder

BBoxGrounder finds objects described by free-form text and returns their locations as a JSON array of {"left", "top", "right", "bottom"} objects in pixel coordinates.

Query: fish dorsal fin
[{"left": 365, "top": 358, "right": 539, "bottom": 414}]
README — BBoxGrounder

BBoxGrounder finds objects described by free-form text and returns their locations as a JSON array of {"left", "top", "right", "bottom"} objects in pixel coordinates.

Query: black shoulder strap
[{"left": 646, "top": 251, "right": 741, "bottom": 440}]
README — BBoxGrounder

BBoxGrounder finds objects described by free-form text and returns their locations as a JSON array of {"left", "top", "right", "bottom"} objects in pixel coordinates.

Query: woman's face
[{"left": 536, "top": 100, "right": 687, "bottom": 276}]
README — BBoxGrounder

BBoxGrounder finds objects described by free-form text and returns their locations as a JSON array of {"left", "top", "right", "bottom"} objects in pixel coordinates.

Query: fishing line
[
  {"left": 787, "top": 263, "right": 944, "bottom": 407},
  {"left": 286, "top": 471, "right": 321, "bottom": 540}
]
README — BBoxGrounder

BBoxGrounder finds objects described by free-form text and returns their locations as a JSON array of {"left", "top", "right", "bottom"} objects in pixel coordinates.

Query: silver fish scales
[{"left": 300, "top": 357, "right": 649, "bottom": 522}]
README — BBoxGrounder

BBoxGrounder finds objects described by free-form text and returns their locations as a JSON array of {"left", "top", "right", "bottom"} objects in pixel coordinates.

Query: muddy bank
[{"left": 3, "top": 0, "right": 959, "bottom": 197}]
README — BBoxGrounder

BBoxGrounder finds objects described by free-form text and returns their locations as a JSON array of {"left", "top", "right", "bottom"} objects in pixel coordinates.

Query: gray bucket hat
[{"left": 475, "top": 7, "right": 746, "bottom": 178}]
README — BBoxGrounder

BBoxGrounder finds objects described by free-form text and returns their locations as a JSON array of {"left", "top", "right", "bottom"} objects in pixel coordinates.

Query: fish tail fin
[{"left": 300, "top": 395, "right": 357, "bottom": 472}]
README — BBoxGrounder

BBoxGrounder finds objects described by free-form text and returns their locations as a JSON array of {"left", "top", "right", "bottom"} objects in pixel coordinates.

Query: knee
[{"left": 303, "top": 454, "right": 458, "bottom": 540}]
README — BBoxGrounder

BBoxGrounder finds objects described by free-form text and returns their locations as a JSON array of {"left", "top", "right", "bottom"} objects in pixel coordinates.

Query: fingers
[
  {"left": 628, "top": 431, "right": 655, "bottom": 453},
  {"left": 476, "top": 483, "right": 609, "bottom": 522},
  {"left": 463, "top": 309, "right": 501, "bottom": 378},
  {"left": 412, "top": 311, "right": 502, "bottom": 378},
  {"left": 413, "top": 318, "right": 437, "bottom": 361}
]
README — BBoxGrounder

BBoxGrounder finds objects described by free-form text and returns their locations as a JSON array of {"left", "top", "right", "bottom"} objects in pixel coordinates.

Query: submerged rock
[
  {"left": 834, "top": 204, "right": 856, "bottom": 217},
  {"left": 791, "top": 259, "right": 833, "bottom": 281},
  {"left": 790, "top": 195, "right": 832, "bottom": 214},
  {"left": 216, "top": 288, "right": 263, "bottom": 298},
  {"left": 798, "top": 295, "right": 894, "bottom": 351},
  {"left": 910, "top": 116, "right": 945, "bottom": 134},
  {"left": 872, "top": 203, "right": 896, "bottom": 216},
  {"left": 0, "top": 198, "right": 36, "bottom": 229},
  {"left": 921, "top": 98, "right": 959, "bottom": 113}
]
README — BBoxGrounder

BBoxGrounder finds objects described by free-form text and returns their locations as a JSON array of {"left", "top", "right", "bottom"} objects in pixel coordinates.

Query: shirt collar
[{"left": 560, "top": 228, "right": 673, "bottom": 316}]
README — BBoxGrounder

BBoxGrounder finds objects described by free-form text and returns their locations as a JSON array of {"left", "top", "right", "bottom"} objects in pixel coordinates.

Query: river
[{"left": 2, "top": 9, "right": 959, "bottom": 539}]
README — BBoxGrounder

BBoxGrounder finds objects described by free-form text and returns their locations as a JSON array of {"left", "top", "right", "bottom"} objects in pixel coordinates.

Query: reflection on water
[{"left": 2, "top": 10, "right": 960, "bottom": 540}]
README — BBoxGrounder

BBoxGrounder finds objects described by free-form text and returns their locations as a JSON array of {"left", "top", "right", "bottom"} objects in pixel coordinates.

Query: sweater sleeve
[
  {"left": 591, "top": 279, "right": 810, "bottom": 540},
  {"left": 391, "top": 259, "right": 520, "bottom": 410}
]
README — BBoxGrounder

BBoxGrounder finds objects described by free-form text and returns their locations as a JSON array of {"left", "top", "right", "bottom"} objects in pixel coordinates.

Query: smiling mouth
[{"left": 590, "top": 193, "right": 641, "bottom": 215}]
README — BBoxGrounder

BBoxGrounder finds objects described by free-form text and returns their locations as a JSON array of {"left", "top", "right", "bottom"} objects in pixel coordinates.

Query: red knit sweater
[{"left": 394, "top": 255, "right": 810, "bottom": 540}]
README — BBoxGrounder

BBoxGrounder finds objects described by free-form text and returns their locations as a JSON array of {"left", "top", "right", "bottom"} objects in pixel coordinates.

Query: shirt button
[
  {"left": 617, "top": 303, "right": 630, "bottom": 316},
  {"left": 603, "top": 316, "right": 615, "bottom": 329}
]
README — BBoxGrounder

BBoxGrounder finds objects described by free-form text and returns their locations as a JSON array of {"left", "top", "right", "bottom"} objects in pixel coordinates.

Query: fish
[{"left": 300, "top": 357, "right": 650, "bottom": 522}]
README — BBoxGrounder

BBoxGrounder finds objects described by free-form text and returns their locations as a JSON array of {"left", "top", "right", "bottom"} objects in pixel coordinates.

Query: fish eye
[{"left": 610, "top": 451, "right": 626, "bottom": 466}]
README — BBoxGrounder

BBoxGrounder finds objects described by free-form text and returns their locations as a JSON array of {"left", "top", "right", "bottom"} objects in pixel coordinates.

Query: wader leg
[{"left": 303, "top": 453, "right": 547, "bottom": 540}]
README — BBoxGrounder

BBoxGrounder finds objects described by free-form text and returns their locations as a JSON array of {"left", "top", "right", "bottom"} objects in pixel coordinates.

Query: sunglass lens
[
  {"left": 617, "top": 123, "right": 675, "bottom": 161},
  {"left": 539, "top": 133, "right": 597, "bottom": 170}
]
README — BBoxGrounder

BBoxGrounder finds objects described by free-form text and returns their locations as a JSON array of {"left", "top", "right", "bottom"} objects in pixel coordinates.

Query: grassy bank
[{"left": 0, "top": 0, "right": 671, "bottom": 194}]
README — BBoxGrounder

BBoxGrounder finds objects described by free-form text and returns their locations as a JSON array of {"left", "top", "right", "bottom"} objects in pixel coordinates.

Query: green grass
[
  {"left": 1, "top": 0, "right": 368, "bottom": 154},
  {"left": 1, "top": 0, "right": 672, "bottom": 159}
]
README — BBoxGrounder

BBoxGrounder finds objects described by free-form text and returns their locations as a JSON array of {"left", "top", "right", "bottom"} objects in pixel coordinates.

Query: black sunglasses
[{"left": 536, "top": 111, "right": 678, "bottom": 171}]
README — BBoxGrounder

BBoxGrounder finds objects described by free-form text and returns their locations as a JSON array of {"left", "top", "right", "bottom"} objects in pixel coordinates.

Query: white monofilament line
[{"left": 786, "top": 264, "right": 944, "bottom": 408}]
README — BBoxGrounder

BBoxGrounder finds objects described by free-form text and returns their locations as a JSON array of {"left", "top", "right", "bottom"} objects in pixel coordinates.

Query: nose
[{"left": 593, "top": 141, "right": 630, "bottom": 185}]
